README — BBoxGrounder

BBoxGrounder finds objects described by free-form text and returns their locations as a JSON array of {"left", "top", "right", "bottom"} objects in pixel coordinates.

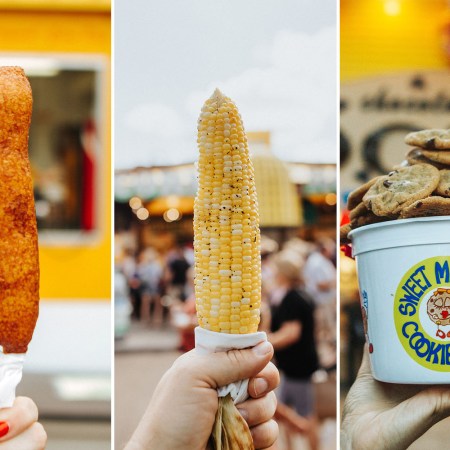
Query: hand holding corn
[
  {"left": 125, "top": 345, "right": 278, "bottom": 450},
  {"left": 194, "top": 90, "right": 266, "bottom": 449}
]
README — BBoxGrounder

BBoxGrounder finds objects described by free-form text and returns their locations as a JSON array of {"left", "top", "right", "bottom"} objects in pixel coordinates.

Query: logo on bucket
[
  {"left": 361, "top": 290, "right": 374, "bottom": 353},
  {"left": 394, "top": 256, "right": 450, "bottom": 372}
]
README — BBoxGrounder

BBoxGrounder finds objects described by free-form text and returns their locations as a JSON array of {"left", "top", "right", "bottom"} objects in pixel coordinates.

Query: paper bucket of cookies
[
  {"left": 350, "top": 217, "right": 450, "bottom": 384},
  {"left": 342, "top": 129, "right": 450, "bottom": 384}
]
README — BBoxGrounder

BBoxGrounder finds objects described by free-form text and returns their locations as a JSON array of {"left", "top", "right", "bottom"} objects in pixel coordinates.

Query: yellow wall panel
[
  {"left": 0, "top": 0, "right": 110, "bottom": 12},
  {"left": 341, "top": 0, "right": 449, "bottom": 81},
  {"left": 0, "top": 11, "right": 110, "bottom": 54}
]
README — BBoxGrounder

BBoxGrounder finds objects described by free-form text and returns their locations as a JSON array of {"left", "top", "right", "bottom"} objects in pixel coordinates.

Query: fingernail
[
  {"left": 252, "top": 341, "right": 272, "bottom": 356},
  {"left": 254, "top": 377, "right": 269, "bottom": 396},
  {"left": 237, "top": 408, "right": 248, "bottom": 421},
  {"left": 0, "top": 422, "right": 9, "bottom": 438}
]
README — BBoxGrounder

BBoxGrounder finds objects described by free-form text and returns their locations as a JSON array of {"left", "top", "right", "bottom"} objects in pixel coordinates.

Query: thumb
[
  {"left": 198, "top": 341, "right": 274, "bottom": 389},
  {"left": 357, "top": 345, "right": 372, "bottom": 378}
]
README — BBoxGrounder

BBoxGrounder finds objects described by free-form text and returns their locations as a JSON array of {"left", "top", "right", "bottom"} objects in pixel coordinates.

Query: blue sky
[{"left": 114, "top": 0, "right": 337, "bottom": 168}]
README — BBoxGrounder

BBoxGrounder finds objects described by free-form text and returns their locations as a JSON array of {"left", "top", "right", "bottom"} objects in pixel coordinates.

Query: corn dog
[{"left": 0, "top": 67, "right": 39, "bottom": 354}]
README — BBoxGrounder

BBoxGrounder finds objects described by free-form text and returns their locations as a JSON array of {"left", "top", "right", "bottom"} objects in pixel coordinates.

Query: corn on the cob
[{"left": 194, "top": 89, "right": 261, "bottom": 335}]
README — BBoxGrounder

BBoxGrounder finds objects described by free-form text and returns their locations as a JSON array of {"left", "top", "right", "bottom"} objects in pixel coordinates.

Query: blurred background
[
  {"left": 114, "top": 1, "right": 337, "bottom": 449},
  {"left": 340, "top": 0, "right": 450, "bottom": 447},
  {"left": 0, "top": 1, "right": 111, "bottom": 448}
]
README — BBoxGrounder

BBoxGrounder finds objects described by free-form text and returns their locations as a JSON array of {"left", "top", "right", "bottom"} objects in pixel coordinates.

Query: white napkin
[
  {"left": 195, "top": 327, "right": 267, "bottom": 404},
  {"left": 0, "top": 348, "right": 25, "bottom": 408}
]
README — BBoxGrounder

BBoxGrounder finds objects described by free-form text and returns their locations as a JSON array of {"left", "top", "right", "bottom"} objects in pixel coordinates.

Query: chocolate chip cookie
[
  {"left": 405, "top": 129, "right": 450, "bottom": 150},
  {"left": 340, "top": 224, "right": 352, "bottom": 244},
  {"left": 420, "top": 149, "right": 450, "bottom": 165},
  {"left": 399, "top": 196, "right": 450, "bottom": 219},
  {"left": 347, "top": 177, "right": 381, "bottom": 210},
  {"left": 435, "top": 170, "right": 450, "bottom": 197},
  {"left": 406, "top": 148, "right": 448, "bottom": 170},
  {"left": 363, "top": 165, "right": 440, "bottom": 217}
]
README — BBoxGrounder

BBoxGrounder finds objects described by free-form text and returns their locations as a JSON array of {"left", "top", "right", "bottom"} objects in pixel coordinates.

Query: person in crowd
[
  {"left": 303, "top": 237, "right": 336, "bottom": 341},
  {"left": 341, "top": 346, "right": 450, "bottom": 449},
  {"left": 260, "top": 235, "right": 279, "bottom": 298},
  {"left": 170, "top": 267, "right": 197, "bottom": 352},
  {"left": 119, "top": 248, "right": 142, "bottom": 320},
  {"left": 0, "top": 397, "right": 47, "bottom": 449},
  {"left": 261, "top": 250, "right": 277, "bottom": 301},
  {"left": 138, "top": 248, "right": 164, "bottom": 325},
  {"left": 165, "top": 245, "right": 191, "bottom": 302},
  {"left": 267, "top": 254, "right": 319, "bottom": 450},
  {"left": 125, "top": 341, "right": 279, "bottom": 450},
  {"left": 120, "top": 248, "right": 138, "bottom": 282}
]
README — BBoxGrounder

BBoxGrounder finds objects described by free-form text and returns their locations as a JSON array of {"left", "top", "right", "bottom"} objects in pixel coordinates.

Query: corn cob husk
[
  {"left": 194, "top": 89, "right": 261, "bottom": 450},
  {"left": 210, "top": 394, "right": 254, "bottom": 450}
]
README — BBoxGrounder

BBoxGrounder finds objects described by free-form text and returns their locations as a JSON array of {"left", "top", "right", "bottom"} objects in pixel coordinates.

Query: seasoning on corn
[{"left": 194, "top": 89, "right": 261, "bottom": 335}]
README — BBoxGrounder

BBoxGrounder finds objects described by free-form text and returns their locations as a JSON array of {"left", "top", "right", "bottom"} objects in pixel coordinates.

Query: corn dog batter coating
[{"left": 0, "top": 67, "right": 39, "bottom": 354}]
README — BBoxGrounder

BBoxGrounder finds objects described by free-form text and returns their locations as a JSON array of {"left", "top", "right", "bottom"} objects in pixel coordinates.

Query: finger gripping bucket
[{"left": 349, "top": 216, "right": 450, "bottom": 384}]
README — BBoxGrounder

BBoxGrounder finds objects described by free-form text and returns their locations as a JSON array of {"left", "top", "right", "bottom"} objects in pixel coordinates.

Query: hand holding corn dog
[{"left": 0, "top": 397, "right": 47, "bottom": 449}]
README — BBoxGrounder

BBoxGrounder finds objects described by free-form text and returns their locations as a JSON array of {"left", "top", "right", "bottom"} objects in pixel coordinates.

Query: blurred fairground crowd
[{"left": 114, "top": 132, "right": 337, "bottom": 449}]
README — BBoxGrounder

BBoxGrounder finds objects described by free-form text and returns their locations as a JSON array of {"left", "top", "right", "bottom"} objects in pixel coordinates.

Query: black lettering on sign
[{"left": 362, "top": 124, "right": 420, "bottom": 174}]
